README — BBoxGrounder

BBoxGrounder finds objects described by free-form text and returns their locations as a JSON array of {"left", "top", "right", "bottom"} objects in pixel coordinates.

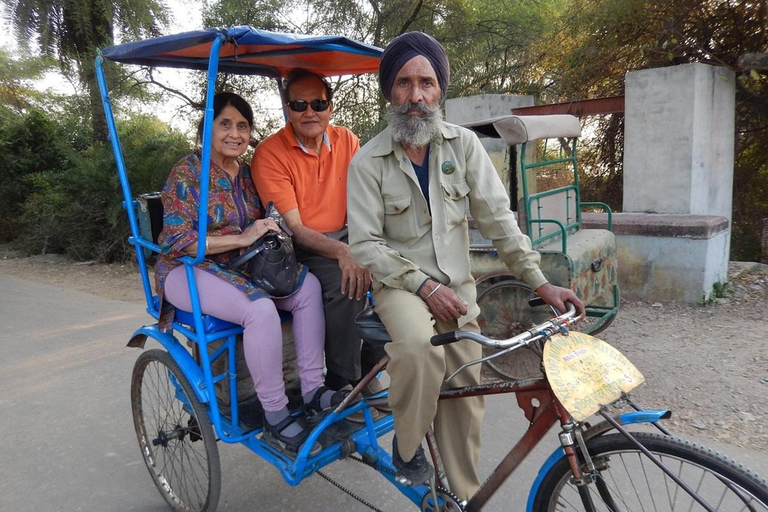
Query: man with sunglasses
[{"left": 251, "top": 69, "right": 387, "bottom": 407}]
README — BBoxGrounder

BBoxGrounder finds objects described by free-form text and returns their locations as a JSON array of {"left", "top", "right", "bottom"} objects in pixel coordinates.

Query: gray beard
[{"left": 387, "top": 102, "right": 443, "bottom": 148}]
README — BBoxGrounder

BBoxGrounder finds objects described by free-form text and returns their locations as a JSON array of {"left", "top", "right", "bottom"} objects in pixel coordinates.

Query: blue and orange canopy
[{"left": 101, "top": 26, "right": 382, "bottom": 77}]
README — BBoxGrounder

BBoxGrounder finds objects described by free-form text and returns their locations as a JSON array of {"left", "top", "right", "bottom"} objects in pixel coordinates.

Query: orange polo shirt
[{"left": 251, "top": 122, "right": 360, "bottom": 233}]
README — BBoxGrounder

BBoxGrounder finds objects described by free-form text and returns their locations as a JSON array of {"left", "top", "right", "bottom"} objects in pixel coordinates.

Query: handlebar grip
[
  {"left": 528, "top": 295, "right": 546, "bottom": 308},
  {"left": 430, "top": 332, "right": 460, "bottom": 346}
]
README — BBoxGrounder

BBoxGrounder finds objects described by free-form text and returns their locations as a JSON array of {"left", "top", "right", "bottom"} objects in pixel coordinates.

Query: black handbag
[{"left": 228, "top": 203, "right": 299, "bottom": 297}]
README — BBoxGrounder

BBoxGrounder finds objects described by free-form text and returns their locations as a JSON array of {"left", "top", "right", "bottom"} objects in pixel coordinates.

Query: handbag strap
[{"left": 227, "top": 240, "right": 270, "bottom": 269}]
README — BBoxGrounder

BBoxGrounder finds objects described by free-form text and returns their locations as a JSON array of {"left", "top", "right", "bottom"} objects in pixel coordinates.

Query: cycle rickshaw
[
  {"left": 465, "top": 114, "right": 620, "bottom": 380},
  {"left": 97, "top": 26, "right": 768, "bottom": 512}
]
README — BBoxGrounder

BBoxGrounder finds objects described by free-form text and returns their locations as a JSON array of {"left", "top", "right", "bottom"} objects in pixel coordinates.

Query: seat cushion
[{"left": 355, "top": 307, "right": 391, "bottom": 345}]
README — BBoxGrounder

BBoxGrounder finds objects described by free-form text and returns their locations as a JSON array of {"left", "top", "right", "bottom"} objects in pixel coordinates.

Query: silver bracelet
[{"left": 424, "top": 283, "right": 442, "bottom": 300}]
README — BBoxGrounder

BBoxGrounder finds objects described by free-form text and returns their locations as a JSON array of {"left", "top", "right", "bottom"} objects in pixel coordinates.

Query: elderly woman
[{"left": 155, "top": 92, "right": 345, "bottom": 456}]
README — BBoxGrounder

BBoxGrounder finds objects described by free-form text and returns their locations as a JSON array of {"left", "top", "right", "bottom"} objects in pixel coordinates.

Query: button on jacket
[{"left": 347, "top": 122, "right": 547, "bottom": 328}]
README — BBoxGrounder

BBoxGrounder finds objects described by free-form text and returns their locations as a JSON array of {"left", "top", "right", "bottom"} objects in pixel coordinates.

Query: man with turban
[{"left": 347, "top": 32, "right": 584, "bottom": 500}]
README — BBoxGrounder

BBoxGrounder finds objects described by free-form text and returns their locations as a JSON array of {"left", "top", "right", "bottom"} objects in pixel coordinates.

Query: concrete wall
[
  {"left": 584, "top": 213, "right": 730, "bottom": 303},
  {"left": 616, "top": 232, "right": 730, "bottom": 303}
]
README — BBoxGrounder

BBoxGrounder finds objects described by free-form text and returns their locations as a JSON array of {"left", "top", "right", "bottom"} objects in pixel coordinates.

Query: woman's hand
[{"left": 240, "top": 218, "right": 280, "bottom": 248}]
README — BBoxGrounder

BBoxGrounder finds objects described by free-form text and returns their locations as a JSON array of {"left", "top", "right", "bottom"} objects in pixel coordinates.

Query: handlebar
[{"left": 430, "top": 301, "right": 580, "bottom": 350}]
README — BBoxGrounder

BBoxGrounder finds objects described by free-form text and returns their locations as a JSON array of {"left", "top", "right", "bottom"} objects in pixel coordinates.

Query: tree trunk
[{"left": 87, "top": 65, "right": 109, "bottom": 144}]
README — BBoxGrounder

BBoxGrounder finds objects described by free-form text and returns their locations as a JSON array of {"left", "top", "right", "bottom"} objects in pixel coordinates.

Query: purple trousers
[{"left": 164, "top": 266, "right": 326, "bottom": 411}]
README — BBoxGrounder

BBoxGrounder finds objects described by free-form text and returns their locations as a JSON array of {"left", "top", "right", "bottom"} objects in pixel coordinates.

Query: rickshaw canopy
[
  {"left": 462, "top": 114, "right": 581, "bottom": 145},
  {"left": 100, "top": 25, "right": 382, "bottom": 77},
  {"left": 96, "top": 27, "right": 382, "bottom": 269}
]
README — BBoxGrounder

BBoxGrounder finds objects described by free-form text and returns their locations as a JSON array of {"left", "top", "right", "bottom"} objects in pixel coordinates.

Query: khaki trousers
[{"left": 373, "top": 285, "right": 485, "bottom": 501}]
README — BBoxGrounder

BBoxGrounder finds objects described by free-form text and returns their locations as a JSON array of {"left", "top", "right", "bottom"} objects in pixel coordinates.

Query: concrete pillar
[
  {"left": 445, "top": 94, "right": 533, "bottom": 152},
  {"left": 622, "top": 63, "right": 736, "bottom": 300},
  {"left": 624, "top": 63, "right": 735, "bottom": 221}
]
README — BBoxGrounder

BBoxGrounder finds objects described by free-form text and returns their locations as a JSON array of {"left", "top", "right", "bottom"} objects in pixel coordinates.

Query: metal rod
[{"left": 426, "top": 428, "right": 451, "bottom": 491}]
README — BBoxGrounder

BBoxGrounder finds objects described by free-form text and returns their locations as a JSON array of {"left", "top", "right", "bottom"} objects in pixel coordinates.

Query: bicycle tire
[
  {"left": 131, "top": 349, "right": 221, "bottom": 512},
  {"left": 476, "top": 279, "right": 552, "bottom": 380},
  {"left": 532, "top": 432, "right": 768, "bottom": 511}
]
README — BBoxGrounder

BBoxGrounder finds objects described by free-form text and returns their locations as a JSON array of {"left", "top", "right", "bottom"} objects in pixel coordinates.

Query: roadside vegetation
[{"left": 1, "top": 0, "right": 766, "bottom": 262}]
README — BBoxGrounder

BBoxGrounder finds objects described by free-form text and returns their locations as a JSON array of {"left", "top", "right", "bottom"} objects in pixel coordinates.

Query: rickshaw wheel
[
  {"left": 131, "top": 349, "right": 221, "bottom": 512},
  {"left": 476, "top": 279, "right": 553, "bottom": 381}
]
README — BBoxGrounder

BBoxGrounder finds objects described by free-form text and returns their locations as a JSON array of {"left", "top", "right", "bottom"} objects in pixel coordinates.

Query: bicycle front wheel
[
  {"left": 131, "top": 349, "right": 221, "bottom": 512},
  {"left": 532, "top": 432, "right": 768, "bottom": 511}
]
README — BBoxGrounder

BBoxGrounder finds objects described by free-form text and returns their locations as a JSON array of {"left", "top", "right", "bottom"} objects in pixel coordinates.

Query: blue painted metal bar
[{"left": 96, "top": 55, "right": 155, "bottom": 310}]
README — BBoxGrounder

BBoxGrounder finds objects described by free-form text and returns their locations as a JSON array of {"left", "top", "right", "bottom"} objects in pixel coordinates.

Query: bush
[
  {"left": 0, "top": 107, "right": 67, "bottom": 241},
  {"left": 19, "top": 114, "right": 192, "bottom": 262}
]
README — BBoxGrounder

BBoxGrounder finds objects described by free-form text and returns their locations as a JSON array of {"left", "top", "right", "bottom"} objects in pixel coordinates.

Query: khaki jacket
[{"left": 347, "top": 122, "right": 547, "bottom": 327}]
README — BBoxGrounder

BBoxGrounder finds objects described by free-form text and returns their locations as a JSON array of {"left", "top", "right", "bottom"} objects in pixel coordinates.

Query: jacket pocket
[
  {"left": 383, "top": 195, "right": 418, "bottom": 241},
  {"left": 441, "top": 179, "right": 470, "bottom": 227}
]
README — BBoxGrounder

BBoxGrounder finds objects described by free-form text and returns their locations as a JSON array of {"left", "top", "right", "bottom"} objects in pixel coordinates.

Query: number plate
[{"left": 543, "top": 332, "right": 644, "bottom": 421}]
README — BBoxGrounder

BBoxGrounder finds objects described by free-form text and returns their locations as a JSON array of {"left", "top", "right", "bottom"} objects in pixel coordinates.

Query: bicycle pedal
[{"left": 395, "top": 474, "right": 413, "bottom": 486}]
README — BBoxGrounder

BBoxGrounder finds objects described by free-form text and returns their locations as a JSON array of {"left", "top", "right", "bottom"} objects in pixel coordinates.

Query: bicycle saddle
[{"left": 354, "top": 308, "right": 391, "bottom": 345}]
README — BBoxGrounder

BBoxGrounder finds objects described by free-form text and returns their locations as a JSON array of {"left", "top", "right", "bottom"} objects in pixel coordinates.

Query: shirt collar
[{"left": 286, "top": 121, "right": 331, "bottom": 154}]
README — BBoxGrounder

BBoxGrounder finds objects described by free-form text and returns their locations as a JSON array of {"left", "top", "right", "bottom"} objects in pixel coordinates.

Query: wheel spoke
[{"left": 534, "top": 433, "right": 768, "bottom": 512}]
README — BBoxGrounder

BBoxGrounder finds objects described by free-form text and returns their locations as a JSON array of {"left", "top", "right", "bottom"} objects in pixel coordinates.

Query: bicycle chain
[
  {"left": 315, "top": 454, "right": 392, "bottom": 512},
  {"left": 317, "top": 455, "right": 463, "bottom": 512},
  {"left": 316, "top": 468, "right": 385, "bottom": 512}
]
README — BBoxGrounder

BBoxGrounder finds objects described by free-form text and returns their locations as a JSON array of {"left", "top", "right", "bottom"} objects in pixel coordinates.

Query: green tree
[
  {"left": 0, "top": 105, "right": 66, "bottom": 241},
  {"left": 534, "top": 0, "right": 768, "bottom": 259},
  {"left": 4, "top": 0, "right": 169, "bottom": 142},
  {"left": 0, "top": 48, "right": 55, "bottom": 112},
  {"left": 20, "top": 113, "right": 193, "bottom": 261},
  {"left": 197, "top": 0, "right": 545, "bottom": 140}
]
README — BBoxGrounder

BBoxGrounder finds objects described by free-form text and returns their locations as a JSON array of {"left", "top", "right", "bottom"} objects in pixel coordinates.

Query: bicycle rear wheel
[
  {"left": 131, "top": 349, "right": 221, "bottom": 512},
  {"left": 532, "top": 432, "right": 768, "bottom": 511}
]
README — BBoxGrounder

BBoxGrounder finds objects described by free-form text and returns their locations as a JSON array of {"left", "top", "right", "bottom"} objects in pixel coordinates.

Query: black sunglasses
[{"left": 287, "top": 99, "right": 331, "bottom": 112}]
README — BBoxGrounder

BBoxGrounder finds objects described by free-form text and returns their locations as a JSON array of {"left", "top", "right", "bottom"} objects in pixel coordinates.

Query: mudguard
[
  {"left": 525, "top": 410, "right": 671, "bottom": 512},
  {"left": 127, "top": 325, "right": 211, "bottom": 404}
]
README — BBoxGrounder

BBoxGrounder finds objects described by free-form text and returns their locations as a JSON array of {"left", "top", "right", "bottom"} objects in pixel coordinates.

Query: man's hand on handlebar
[{"left": 534, "top": 283, "right": 586, "bottom": 320}]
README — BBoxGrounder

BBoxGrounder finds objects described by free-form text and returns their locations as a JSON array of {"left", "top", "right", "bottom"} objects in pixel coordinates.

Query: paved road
[{"left": 1, "top": 275, "right": 766, "bottom": 511}]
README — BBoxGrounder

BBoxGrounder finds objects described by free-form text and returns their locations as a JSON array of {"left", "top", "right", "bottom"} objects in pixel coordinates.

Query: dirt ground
[{"left": 1, "top": 245, "right": 766, "bottom": 454}]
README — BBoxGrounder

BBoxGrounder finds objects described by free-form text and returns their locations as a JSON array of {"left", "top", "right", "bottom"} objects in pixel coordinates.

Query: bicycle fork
[
  {"left": 558, "top": 414, "right": 719, "bottom": 512},
  {"left": 558, "top": 421, "right": 605, "bottom": 512}
]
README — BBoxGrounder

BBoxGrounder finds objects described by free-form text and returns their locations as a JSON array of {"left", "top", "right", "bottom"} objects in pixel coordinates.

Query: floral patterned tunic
[{"left": 154, "top": 153, "right": 307, "bottom": 330}]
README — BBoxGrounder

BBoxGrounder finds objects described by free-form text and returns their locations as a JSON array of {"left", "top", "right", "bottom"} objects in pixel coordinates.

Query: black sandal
[
  {"left": 302, "top": 386, "right": 352, "bottom": 425},
  {"left": 261, "top": 413, "right": 322, "bottom": 457}
]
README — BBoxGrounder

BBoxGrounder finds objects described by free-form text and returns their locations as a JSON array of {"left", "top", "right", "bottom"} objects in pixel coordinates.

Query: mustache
[{"left": 392, "top": 101, "right": 436, "bottom": 115}]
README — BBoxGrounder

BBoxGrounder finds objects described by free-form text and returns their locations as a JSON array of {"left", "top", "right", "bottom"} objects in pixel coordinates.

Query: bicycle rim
[
  {"left": 131, "top": 349, "right": 221, "bottom": 512},
  {"left": 476, "top": 279, "right": 552, "bottom": 380},
  {"left": 533, "top": 432, "right": 768, "bottom": 512}
]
